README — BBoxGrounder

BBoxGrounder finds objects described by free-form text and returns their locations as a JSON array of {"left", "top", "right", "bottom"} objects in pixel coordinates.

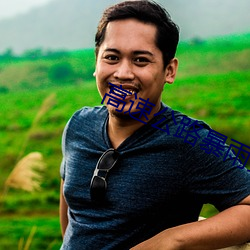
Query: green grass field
[{"left": 0, "top": 33, "right": 249, "bottom": 249}]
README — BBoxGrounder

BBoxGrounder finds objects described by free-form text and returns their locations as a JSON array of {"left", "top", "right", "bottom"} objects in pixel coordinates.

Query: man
[{"left": 60, "top": 1, "right": 250, "bottom": 249}]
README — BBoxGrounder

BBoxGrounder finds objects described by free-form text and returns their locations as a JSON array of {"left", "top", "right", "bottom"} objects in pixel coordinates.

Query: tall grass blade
[
  {"left": 18, "top": 237, "right": 24, "bottom": 250},
  {"left": 4, "top": 152, "right": 46, "bottom": 192},
  {"left": 24, "top": 226, "right": 37, "bottom": 250},
  {"left": 17, "top": 93, "right": 56, "bottom": 161}
]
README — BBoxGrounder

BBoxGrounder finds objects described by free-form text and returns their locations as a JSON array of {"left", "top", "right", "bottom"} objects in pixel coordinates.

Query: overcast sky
[{"left": 0, "top": 0, "right": 52, "bottom": 20}]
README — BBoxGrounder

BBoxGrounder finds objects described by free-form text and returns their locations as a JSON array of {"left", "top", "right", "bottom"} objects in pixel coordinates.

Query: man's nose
[{"left": 113, "top": 60, "right": 135, "bottom": 80}]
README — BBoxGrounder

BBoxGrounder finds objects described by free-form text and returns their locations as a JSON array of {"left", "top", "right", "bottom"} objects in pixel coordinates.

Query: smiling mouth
[
  {"left": 112, "top": 89, "right": 137, "bottom": 96},
  {"left": 108, "top": 81, "right": 140, "bottom": 98}
]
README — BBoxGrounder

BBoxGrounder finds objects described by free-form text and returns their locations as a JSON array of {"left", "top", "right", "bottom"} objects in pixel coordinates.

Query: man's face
[{"left": 95, "top": 18, "right": 177, "bottom": 119}]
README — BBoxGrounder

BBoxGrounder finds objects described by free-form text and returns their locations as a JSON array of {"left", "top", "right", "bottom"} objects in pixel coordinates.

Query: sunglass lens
[
  {"left": 98, "top": 150, "right": 118, "bottom": 170},
  {"left": 90, "top": 176, "right": 107, "bottom": 201}
]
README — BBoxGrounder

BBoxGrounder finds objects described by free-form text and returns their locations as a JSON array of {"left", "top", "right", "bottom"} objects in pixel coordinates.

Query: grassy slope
[{"left": 0, "top": 34, "right": 249, "bottom": 249}]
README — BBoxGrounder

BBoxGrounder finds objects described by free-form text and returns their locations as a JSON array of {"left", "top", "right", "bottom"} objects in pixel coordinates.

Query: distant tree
[
  {"left": 44, "top": 50, "right": 69, "bottom": 59},
  {"left": 190, "top": 37, "right": 205, "bottom": 45},
  {"left": 3, "top": 48, "right": 14, "bottom": 57},
  {"left": 22, "top": 48, "right": 43, "bottom": 59},
  {"left": 48, "top": 62, "right": 76, "bottom": 83},
  {"left": 0, "top": 86, "right": 9, "bottom": 94},
  {"left": 0, "top": 48, "right": 14, "bottom": 60}
]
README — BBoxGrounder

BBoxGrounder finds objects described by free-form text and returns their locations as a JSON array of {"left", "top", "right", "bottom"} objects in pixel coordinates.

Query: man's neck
[
  {"left": 107, "top": 102, "right": 162, "bottom": 149},
  {"left": 107, "top": 114, "right": 145, "bottom": 149}
]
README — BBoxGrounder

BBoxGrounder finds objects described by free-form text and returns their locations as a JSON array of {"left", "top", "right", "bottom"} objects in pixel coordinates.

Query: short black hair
[{"left": 95, "top": 0, "right": 179, "bottom": 68}]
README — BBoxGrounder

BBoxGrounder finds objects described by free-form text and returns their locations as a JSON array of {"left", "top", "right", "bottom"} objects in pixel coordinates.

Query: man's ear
[
  {"left": 165, "top": 58, "right": 178, "bottom": 84},
  {"left": 93, "top": 71, "right": 96, "bottom": 77}
]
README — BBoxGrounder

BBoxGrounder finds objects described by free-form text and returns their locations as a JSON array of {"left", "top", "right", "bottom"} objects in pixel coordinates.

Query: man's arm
[
  {"left": 132, "top": 195, "right": 250, "bottom": 250},
  {"left": 60, "top": 179, "right": 68, "bottom": 238}
]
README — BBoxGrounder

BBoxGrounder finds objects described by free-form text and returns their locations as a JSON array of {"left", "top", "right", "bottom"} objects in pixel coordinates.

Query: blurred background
[{"left": 0, "top": 0, "right": 249, "bottom": 249}]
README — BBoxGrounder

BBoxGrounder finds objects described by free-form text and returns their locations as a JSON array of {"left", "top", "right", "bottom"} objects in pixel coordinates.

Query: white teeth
[
  {"left": 127, "top": 91, "right": 135, "bottom": 96},
  {"left": 112, "top": 89, "right": 136, "bottom": 96},
  {"left": 113, "top": 90, "right": 121, "bottom": 95}
]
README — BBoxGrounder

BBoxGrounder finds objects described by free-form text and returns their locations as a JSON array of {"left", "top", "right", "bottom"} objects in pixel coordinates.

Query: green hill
[{"left": 0, "top": 34, "right": 249, "bottom": 249}]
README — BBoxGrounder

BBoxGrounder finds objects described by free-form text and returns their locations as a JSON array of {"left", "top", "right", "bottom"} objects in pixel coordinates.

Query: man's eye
[
  {"left": 134, "top": 57, "right": 150, "bottom": 63},
  {"left": 105, "top": 55, "right": 119, "bottom": 61}
]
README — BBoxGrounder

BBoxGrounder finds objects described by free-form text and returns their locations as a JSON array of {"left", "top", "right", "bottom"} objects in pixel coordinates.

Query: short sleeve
[
  {"left": 183, "top": 129, "right": 250, "bottom": 211},
  {"left": 60, "top": 119, "right": 70, "bottom": 180},
  {"left": 60, "top": 158, "right": 66, "bottom": 180}
]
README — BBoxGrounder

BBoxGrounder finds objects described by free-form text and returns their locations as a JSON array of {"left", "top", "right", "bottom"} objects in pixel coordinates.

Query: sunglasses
[{"left": 90, "top": 149, "right": 119, "bottom": 202}]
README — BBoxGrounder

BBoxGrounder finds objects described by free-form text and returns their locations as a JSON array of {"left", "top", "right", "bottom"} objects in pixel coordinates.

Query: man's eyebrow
[
  {"left": 133, "top": 50, "right": 154, "bottom": 56},
  {"left": 103, "top": 48, "right": 120, "bottom": 54},
  {"left": 103, "top": 48, "right": 154, "bottom": 56}
]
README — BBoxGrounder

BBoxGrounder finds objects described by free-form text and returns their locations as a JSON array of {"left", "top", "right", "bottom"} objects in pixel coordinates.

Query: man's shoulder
[
  {"left": 160, "top": 103, "right": 211, "bottom": 131},
  {"left": 65, "top": 105, "right": 107, "bottom": 133},
  {"left": 71, "top": 105, "right": 107, "bottom": 121}
]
